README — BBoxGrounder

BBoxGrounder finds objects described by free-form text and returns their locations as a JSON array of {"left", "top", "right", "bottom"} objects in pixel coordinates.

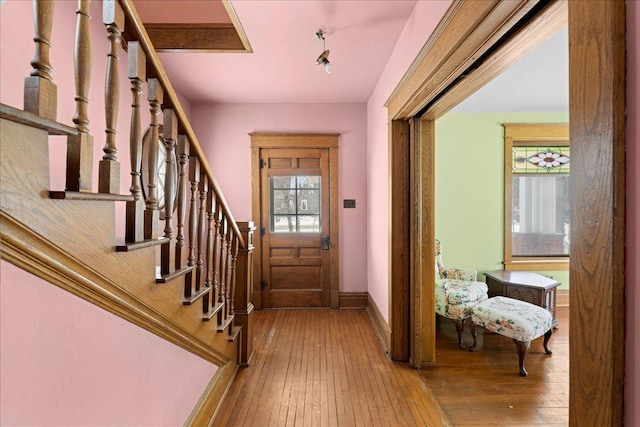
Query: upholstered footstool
[{"left": 469, "top": 296, "right": 553, "bottom": 376}]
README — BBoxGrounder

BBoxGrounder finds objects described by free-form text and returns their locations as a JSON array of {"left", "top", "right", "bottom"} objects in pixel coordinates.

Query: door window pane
[{"left": 270, "top": 176, "right": 321, "bottom": 233}]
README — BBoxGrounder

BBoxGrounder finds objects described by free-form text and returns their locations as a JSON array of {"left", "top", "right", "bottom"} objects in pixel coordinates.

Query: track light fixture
[{"left": 315, "top": 29, "right": 333, "bottom": 74}]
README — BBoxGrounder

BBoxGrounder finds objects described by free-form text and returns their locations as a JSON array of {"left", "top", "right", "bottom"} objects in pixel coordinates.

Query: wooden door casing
[{"left": 386, "top": 1, "right": 625, "bottom": 425}]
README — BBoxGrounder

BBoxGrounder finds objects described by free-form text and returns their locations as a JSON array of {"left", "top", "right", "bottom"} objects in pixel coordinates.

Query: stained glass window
[{"left": 512, "top": 146, "right": 570, "bottom": 174}]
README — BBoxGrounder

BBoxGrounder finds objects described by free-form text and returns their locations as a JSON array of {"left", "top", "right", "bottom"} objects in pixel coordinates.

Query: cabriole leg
[
  {"left": 543, "top": 328, "right": 553, "bottom": 355},
  {"left": 514, "top": 339, "right": 531, "bottom": 377},
  {"left": 454, "top": 319, "right": 465, "bottom": 349},
  {"left": 468, "top": 321, "right": 478, "bottom": 352}
]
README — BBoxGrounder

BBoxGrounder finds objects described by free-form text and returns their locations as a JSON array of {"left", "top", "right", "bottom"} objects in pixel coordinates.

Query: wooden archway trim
[{"left": 385, "top": 1, "right": 625, "bottom": 425}]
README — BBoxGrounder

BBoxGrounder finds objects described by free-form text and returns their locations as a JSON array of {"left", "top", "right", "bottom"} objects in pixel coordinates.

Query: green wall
[{"left": 435, "top": 112, "right": 570, "bottom": 289}]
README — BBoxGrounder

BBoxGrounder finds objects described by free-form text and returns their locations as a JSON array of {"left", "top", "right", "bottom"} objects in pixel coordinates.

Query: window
[
  {"left": 503, "top": 124, "right": 570, "bottom": 271},
  {"left": 270, "top": 175, "right": 321, "bottom": 233}
]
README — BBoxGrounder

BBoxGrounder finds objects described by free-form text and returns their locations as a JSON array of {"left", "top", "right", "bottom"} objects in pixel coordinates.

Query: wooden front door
[{"left": 259, "top": 147, "right": 332, "bottom": 307}]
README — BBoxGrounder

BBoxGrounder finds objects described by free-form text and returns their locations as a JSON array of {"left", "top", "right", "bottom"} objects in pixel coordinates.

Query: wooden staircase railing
[{"left": 0, "top": 0, "right": 255, "bottom": 381}]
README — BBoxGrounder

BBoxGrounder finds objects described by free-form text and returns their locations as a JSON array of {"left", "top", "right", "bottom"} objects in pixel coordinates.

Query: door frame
[
  {"left": 250, "top": 133, "right": 340, "bottom": 309},
  {"left": 386, "top": 1, "right": 625, "bottom": 425}
]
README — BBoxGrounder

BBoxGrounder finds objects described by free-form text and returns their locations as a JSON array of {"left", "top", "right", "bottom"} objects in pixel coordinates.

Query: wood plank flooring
[
  {"left": 214, "top": 307, "right": 569, "bottom": 426},
  {"left": 420, "top": 306, "right": 569, "bottom": 426},
  {"left": 213, "top": 309, "right": 451, "bottom": 426}
]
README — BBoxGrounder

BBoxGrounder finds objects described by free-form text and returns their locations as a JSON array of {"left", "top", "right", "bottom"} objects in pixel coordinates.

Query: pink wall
[
  {"left": 191, "top": 103, "right": 368, "bottom": 292},
  {"left": 365, "top": 1, "right": 452, "bottom": 320},
  {"left": 625, "top": 2, "right": 639, "bottom": 425},
  {"left": 1, "top": 1, "right": 216, "bottom": 424},
  {"left": 0, "top": 261, "right": 216, "bottom": 425}
]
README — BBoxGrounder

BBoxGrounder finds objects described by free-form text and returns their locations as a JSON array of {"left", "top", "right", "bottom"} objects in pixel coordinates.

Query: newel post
[{"left": 234, "top": 221, "right": 255, "bottom": 366}]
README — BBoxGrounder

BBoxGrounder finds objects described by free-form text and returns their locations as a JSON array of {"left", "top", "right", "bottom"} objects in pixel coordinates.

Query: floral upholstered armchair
[{"left": 435, "top": 239, "right": 489, "bottom": 349}]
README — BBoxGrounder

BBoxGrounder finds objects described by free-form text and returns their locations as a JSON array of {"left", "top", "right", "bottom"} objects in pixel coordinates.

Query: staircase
[{"left": 0, "top": 0, "right": 254, "bottom": 421}]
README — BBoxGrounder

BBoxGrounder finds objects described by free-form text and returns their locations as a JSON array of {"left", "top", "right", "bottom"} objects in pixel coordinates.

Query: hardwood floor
[
  {"left": 214, "top": 307, "right": 568, "bottom": 426},
  {"left": 213, "top": 309, "right": 450, "bottom": 426},
  {"left": 421, "top": 306, "right": 569, "bottom": 426}
]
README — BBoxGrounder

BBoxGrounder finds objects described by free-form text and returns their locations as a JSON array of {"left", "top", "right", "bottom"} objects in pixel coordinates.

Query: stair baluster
[
  {"left": 66, "top": 0, "right": 93, "bottom": 192},
  {"left": 144, "top": 78, "right": 163, "bottom": 239},
  {"left": 174, "top": 136, "right": 189, "bottom": 268},
  {"left": 185, "top": 156, "right": 200, "bottom": 302},
  {"left": 213, "top": 202, "right": 223, "bottom": 307},
  {"left": 228, "top": 234, "right": 239, "bottom": 333},
  {"left": 202, "top": 190, "right": 215, "bottom": 317},
  {"left": 24, "top": 0, "right": 57, "bottom": 120},
  {"left": 195, "top": 176, "right": 208, "bottom": 291},
  {"left": 99, "top": 0, "right": 124, "bottom": 194},
  {"left": 161, "top": 109, "right": 177, "bottom": 274},
  {"left": 125, "top": 41, "right": 145, "bottom": 242},
  {"left": 217, "top": 217, "right": 228, "bottom": 324},
  {"left": 224, "top": 220, "right": 234, "bottom": 323}
]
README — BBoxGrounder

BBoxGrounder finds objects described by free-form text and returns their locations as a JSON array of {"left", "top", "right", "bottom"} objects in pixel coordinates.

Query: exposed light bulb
[{"left": 324, "top": 62, "right": 333, "bottom": 74}]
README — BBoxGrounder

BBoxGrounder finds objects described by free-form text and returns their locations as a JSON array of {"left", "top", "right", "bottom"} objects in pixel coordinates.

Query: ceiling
[
  {"left": 136, "top": 1, "right": 568, "bottom": 110},
  {"left": 452, "top": 27, "right": 568, "bottom": 113},
  {"left": 140, "top": 0, "right": 418, "bottom": 104}
]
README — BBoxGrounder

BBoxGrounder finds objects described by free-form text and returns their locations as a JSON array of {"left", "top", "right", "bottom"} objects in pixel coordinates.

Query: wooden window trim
[{"left": 503, "top": 123, "right": 570, "bottom": 271}]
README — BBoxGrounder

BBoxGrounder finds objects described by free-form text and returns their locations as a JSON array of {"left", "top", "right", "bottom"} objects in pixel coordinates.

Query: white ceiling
[{"left": 452, "top": 27, "right": 569, "bottom": 113}]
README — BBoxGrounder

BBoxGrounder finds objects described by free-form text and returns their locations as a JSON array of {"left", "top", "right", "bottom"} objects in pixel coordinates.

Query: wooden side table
[{"left": 484, "top": 270, "right": 560, "bottom": 328}]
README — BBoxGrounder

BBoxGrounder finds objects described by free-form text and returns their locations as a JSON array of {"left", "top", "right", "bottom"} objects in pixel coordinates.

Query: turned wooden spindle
[
  {"left": 202, "top": 190, "right": 215, "bottom": 315},
  {"left": 218, "top": 217, "right": 229, "bottom": 320},
  {"left": 205, "top": 191, "right": 216, "bottom": 289},
  {"left": 162, "top": 109, "right": 178, "bottom": 239},
  {"left": 224, "top": 222, "right": 234, "bottom": 319},
  {"left": 24, "top": 0, "right": 57, "bottom": 120},
  {"left": 195, "top": 176, "right": 209, "bottom": 290},
  {"left": 213, "top": 202, "right": 223, "bottom": 303},
  {"left": 125, "top": 41, "right": 146, "bottom": 242},
  {"left": 187, "top": 156, "right": 200, "bottom": 269},
  {"left": 160, "top": 109, "right": 177, "bottom": 275},
  {"left": 99, "top": 0, "right": 125, "bottom": 194},
  {"left": 184, "top": 157, "right": 200, "bottom": 300},
  {"left": 228, "top": 234, "right": 239, "bottom": 324},
  {"left": 127, "top": 41, "right": 145, "bottom": 201},
  {"left": 72, "top": 0, "right": 92, "bottom": 134},
  {"left": 143, "top": 79, "right": 163, "bottom": 239},
  {"left": 66, "top": 0, "right": 93, "bottom": 192},
  {"left": 174, "top": 136, "right": 189, "bottom": 269}
]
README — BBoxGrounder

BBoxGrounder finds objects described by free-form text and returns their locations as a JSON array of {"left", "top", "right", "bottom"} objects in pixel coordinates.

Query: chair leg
[
  {"left": 543, "top": 328, "right": 553, "bottom": 354},
  {"left": 454, "top": 319, "right": 466, "bottom": 349},
  {"left": 513, "top": 339, "right": 531, "bottom": 377},
  {"left": 468, "top": 321, "right": 478, "bottom": 352}
]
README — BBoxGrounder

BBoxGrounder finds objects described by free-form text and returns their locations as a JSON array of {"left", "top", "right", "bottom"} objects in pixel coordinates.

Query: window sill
[{"left": 504, "top": 258, "right": 569, "bottom": 271}]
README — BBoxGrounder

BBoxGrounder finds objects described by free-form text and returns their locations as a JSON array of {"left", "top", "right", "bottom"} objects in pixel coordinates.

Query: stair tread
[
  {"left": 156, "top": 265, "right": 194, "bottom": 283},
  {"left": 50, "top": 191, "right": 134, "bottom": 202},
  {"left": 203, "top": 302, "right": 224, "bottom": 321},
  {"left": 183, "top": 286, "right": 210, "bottom": 305},
  {"left": 217, "top": 314, "right": 235, "bottom": 332},
  {"left": 115, "top": 237, "right": 169, "bottom": 252},
  {"left": 228, "top": 325, "right": 241, "bottom": 342},
  {"left": 1, "top": 103, "right": 77, "bottom": 136}
]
